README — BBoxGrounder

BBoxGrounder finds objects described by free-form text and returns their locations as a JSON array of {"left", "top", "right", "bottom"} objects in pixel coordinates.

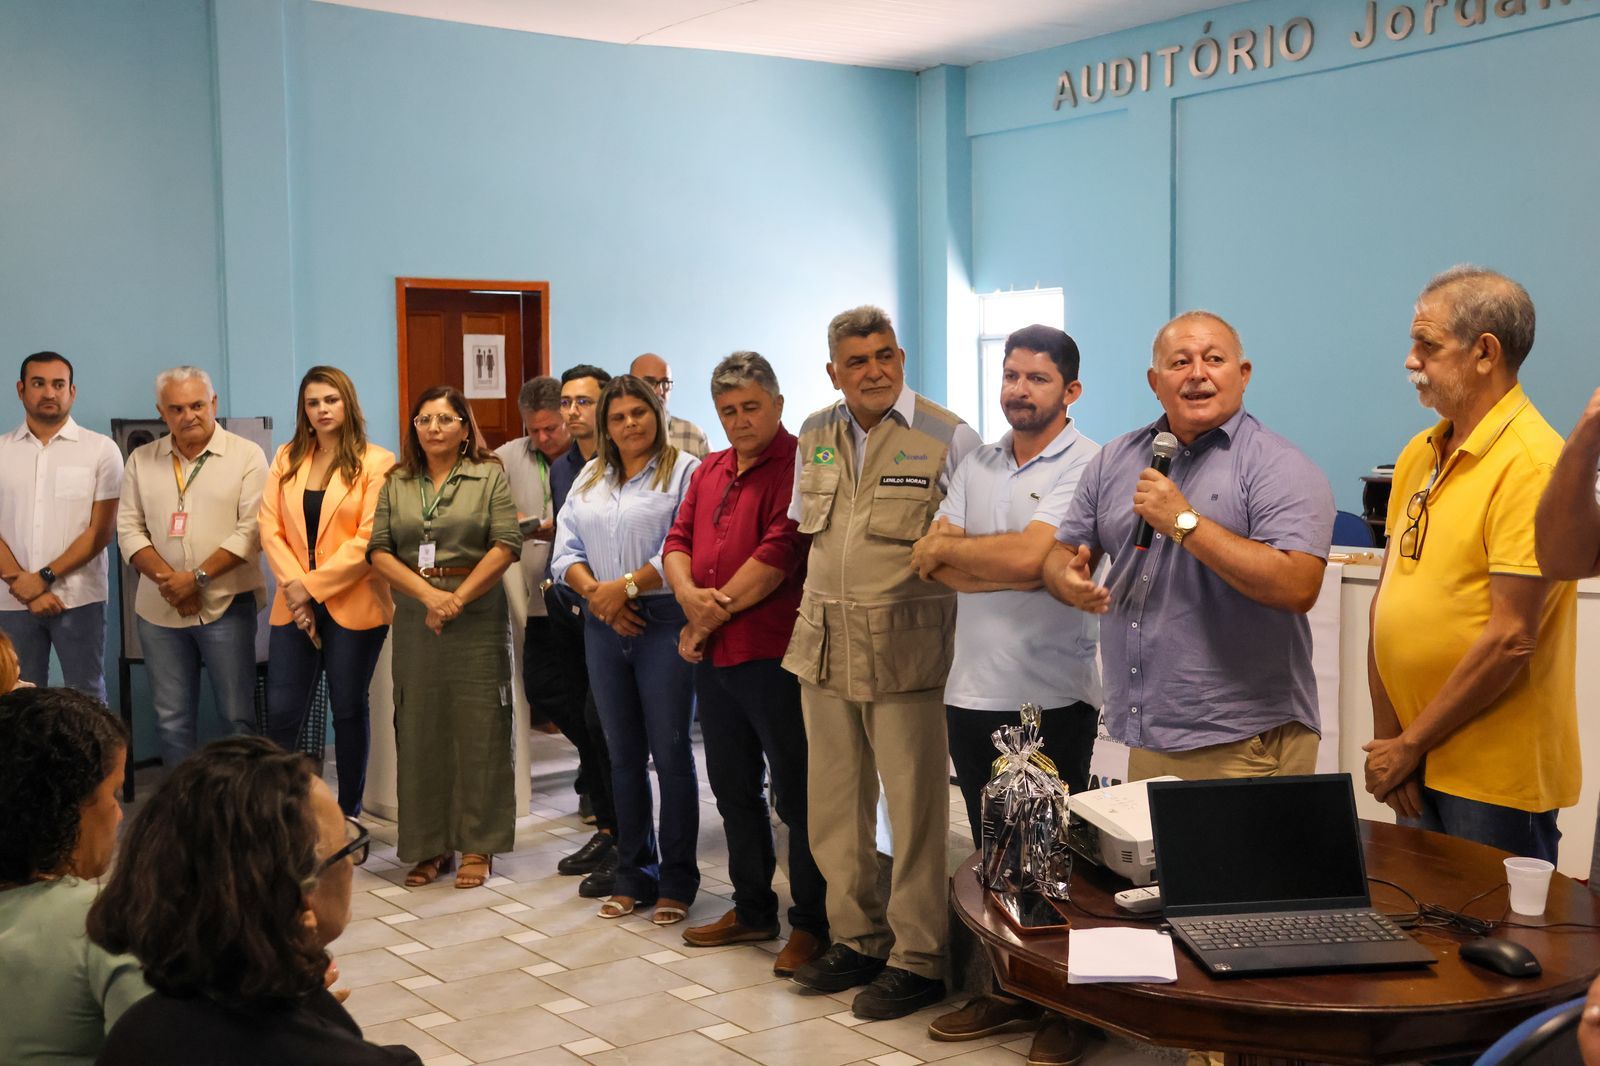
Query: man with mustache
[
  {"left": 537, "top": 364, "right": 621, "bottom": 896},
  {"left": 118, "top": 366, "right": 267, "bottom": 768},
  {"left": 911, "top": 325, "right": 1102, "bottom": 1065},
  {"left": 1365, "top": 267, "right": 1576, "bottom": 862},
  {"left": 784, "top": 305, "right": 980, "bottom": 1019},
  {"left": 1044, "top": 311, "right": 1333, "bottom": 783},
  {"left": 0, "top": 351, "right": 124, "bottom": 699}
]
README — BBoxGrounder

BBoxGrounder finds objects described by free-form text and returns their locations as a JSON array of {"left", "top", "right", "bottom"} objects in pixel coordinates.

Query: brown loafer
[
  {"left": 682, "top": 908, "right": 779, "bottom": 947},
  {"left": 772, "top": 928, "right": 829, "bottom": 977},
  {"left": 1027, "top": 1015, "right": 1090, "bottom": 1066},
  {"left": 928, "top": 994, "right": 1043, "bottom": 1041}
]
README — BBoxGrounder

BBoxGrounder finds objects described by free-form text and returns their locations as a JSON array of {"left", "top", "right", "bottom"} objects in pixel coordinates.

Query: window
[{"left": 976, "top": 288, "right": 1065, "bottom": 441}]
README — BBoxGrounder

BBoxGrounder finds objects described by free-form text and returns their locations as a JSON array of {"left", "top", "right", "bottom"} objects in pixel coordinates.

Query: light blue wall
[
  {"left": 279, "top": 2, "right": 920, "bottom": 448},
  {"left": 2, "top": 0, "right": 920, "bottom": 732},
  {"left": 965, "top": 0, "right": 1600, "bottom": 511},
  {"left": 0, "top": 0, "right": 224, "bottom": 433}
]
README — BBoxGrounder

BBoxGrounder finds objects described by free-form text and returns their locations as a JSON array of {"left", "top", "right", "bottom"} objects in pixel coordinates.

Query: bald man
[{"left": 631, "top": 353, "right": 710, "bottom": 458}]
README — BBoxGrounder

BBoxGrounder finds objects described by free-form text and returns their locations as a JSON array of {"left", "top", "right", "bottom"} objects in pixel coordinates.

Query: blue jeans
[
  {"left": 264, "top": 606, "right": 389, "bottom": 815},
  {"left": 136, "top": 595, "right": 258, "bottom": 768},
  {"left": 0, "top": 601, "right": 108, "bottom": 701},
  {"left": 697, "top": 657, "right": 826, "bottom": 936},
  {"left": 584, "top": 596, "right": 699, "bottom": 903},
  {"left": 1400, "top": 785, "right": 1560, "bottom": 864}
]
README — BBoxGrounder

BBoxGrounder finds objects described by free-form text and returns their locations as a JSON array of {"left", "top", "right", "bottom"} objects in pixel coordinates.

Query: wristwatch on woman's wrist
[{"left": 623, "top": 572, "right": 640, "bottom": 600}]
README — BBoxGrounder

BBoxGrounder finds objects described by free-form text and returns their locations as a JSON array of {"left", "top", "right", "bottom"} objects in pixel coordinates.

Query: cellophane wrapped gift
[{"left": 979, "top": 704, "right": 1073, "bottom": 900}]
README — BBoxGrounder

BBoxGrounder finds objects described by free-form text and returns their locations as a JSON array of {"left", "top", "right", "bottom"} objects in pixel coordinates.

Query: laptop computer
[{"left": 1147, "top": 773, "right": 1436, "bottom": 977}]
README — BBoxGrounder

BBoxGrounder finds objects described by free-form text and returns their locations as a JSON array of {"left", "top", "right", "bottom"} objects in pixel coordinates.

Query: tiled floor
[{"left": 292, "top": 732, "right": 1179, "bottom": 1065}]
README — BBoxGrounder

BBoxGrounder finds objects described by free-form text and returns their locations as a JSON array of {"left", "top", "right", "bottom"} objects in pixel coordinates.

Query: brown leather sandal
[
  {"left": 404, "top": 852, "right": 455, "bottom": 887},
  {"left": 456, "top": 853, "right": 492, "bottom": 889}
]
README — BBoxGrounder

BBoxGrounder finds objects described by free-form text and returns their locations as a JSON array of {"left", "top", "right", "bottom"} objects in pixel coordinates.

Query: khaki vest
[{"left": 782, "top": 394, "right": 965, "bottom": 700}]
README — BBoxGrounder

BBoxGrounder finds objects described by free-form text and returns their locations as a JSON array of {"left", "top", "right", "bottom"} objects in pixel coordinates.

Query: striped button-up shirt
[{"left": 551, "top": 450, "right": 700, "bottom": 594}]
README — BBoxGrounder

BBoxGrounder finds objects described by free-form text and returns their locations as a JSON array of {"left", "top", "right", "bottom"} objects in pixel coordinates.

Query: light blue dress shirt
[
  {"left": 938, "top": 422, "right": 1103, "bottom": 712},
  {"left": 551, "top": 451, "right": 699, "bottom": 595}
]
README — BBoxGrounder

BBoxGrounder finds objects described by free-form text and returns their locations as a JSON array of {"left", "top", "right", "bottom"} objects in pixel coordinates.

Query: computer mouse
[{"left": 1459, "top": 937, "right": 1541, "bottom": 978}]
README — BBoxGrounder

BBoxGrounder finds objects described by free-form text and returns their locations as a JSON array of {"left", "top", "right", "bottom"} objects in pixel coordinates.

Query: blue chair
[
  {"left": 1332, "top": 509, "right": 1377, "bottom": 548},
  {"left": 1471, "top": 995, "right": 1585, "bottom": 1065}
]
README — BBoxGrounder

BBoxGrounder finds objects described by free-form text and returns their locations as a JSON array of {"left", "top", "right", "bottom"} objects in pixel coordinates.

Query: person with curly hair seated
[
  {"left": 88, "top": 736, "right": 421, "bottom": 1065},
  {"left": 0, "top": 686, "right": 147, "bottom": 1065}
]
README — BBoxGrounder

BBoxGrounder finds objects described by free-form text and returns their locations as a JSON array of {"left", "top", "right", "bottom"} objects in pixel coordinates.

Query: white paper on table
[{"left": 1066, "top": 927, "right": 1178, "bottom": 984}]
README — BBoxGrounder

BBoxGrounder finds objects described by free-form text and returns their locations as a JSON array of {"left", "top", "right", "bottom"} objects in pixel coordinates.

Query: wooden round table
[{"left": 952, "top": 821, "right": 1600, "bottom": 1064}]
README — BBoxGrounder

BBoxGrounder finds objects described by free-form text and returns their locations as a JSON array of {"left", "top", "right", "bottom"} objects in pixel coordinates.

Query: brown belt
[{"left": 418, "top": 566, "right": 474, "bottom": 578}]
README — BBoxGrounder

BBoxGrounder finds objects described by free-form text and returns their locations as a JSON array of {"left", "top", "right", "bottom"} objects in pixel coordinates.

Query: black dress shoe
[
  {"left": 577, "top": 850, "right": 617, "bottom": 898},
  {"left": 852, "top": 966, "right": 946, "bottom": 1020},
  {"left": 557, "top": 832, "right": 614, "bottom": 876},
  {"left": 791, "top": 943, "right": 887, "bottom": 992}
]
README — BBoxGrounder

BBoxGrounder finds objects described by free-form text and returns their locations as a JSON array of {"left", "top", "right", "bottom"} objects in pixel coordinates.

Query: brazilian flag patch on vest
[{"left": 811, "top": 446, "right": 836, "bottom": 465}]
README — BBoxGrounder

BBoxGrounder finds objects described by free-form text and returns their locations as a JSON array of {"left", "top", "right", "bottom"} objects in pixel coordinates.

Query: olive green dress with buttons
[{"left": 369, "top": 459, "right": 521, "bottom": 861}]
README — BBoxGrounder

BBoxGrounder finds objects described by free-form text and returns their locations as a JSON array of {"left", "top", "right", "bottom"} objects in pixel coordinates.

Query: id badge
[
  {"left": 168, "top": 511, "right": 189, "bottom": 538},
  {"left": 417, "top": 540, "right": 437, "bottom": 570}
]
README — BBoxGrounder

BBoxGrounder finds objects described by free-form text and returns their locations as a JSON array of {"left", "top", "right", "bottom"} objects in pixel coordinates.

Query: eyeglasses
[
  {"left": 640, "top": 376, "right": 673, "bottom": 393},
  {"left": 313, "top": 816, "right": 371, "bottom": 878},
  {"left": 1397, "top": 487, "right": 1430, "bottom": 561},
  {"left": 413, "top": 414, "right": 462, "bottom": 429},
  {"left": 558, "top": 397, "right": 596, "bottom": 410}
]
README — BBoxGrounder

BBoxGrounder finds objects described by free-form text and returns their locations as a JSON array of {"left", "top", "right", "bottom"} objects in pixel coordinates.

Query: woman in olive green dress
[{"left": 368, "top": 386, "right": 520, "bottom": 889}]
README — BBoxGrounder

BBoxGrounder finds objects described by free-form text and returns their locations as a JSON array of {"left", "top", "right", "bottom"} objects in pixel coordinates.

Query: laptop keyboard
[{"left": 1180, "top": 911, "right": 1408, "bottom": 951}]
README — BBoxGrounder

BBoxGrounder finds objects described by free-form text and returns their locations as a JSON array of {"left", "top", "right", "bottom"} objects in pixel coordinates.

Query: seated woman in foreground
[
  {"left": 0, "top": 687, "right": 147, "bottom": 1066},
  {"left": 88, "top": 736, "right": 422, "bottom": 1065}
]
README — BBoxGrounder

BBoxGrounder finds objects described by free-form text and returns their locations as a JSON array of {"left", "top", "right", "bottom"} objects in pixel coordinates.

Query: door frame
[{"left": 394, "top": 276, "right": 552, "bottom": 438}]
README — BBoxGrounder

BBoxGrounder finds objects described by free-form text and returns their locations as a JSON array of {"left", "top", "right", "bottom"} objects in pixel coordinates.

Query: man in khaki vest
[{"left": 783, "top": 306, "right": 980, "bottom": 1019}]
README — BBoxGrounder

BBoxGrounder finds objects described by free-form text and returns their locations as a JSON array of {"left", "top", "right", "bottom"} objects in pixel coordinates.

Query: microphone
[{"left": 1134, "top": 432, "right": 1181, "bottom": 551}]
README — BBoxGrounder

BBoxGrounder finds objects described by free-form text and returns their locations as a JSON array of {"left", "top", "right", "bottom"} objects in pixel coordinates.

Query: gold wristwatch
[
  {"left": 623, "top": 572, "right": 640, "bottom": 599},
  {"left": 1171, "top": 509, "right": 1200, "bottom": 545}
]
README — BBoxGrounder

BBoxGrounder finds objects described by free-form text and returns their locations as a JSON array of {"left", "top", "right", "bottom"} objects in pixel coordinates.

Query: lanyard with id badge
[
  {"left": 168, "top": 451, "right": 211, "bottom": 538},
  {"left": 417, "top": 461, "right": 460, "bottom": 571}
]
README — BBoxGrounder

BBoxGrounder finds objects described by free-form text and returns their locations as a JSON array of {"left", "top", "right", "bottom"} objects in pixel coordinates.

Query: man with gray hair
[
  {"left": 663, "top": 351, "right": 827, "bottom": 976},
  {"left": 1366, "top": 267, "right": 1576, "bottom": 862},
  {"left": 632, "top": 352, "right": 710, "bottom": 458},
  {"left": 783, "top": 306, "right": 981, "bottom": 1018},
  {"left": 118, "top": 366, "right": 267, "bottom": 767}
]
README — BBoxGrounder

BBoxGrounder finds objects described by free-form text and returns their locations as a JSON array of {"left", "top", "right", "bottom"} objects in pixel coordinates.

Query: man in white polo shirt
[
  {"left": 118, "top": 365, "right": 267, "bottom": 767},
  {"left": 0, "top": 351, "right": 124, "bottom": 699},
  {"left": 910, "top": 324, "right": 1102, "bottom": 1066}
]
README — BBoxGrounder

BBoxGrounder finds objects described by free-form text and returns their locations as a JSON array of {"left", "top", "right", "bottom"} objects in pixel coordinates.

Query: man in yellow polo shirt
[{"left": 1366, "top": 266, "right": 1577, "bottom": 863}]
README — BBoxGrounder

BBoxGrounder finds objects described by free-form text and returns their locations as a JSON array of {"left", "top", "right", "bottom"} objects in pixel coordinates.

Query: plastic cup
[{"left": 1504, "top": 857, "right": 1555, "bottom": 916}]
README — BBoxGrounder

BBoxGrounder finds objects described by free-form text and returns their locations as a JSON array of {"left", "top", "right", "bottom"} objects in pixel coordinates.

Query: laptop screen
[{"left": 1148, "top": 774, "right": 1372, "bottom": 916}]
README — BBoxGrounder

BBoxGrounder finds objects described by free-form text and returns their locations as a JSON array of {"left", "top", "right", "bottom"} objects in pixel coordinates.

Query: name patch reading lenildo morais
[{"left": 879, "top": 475, "right": 931, "bottom": 489}]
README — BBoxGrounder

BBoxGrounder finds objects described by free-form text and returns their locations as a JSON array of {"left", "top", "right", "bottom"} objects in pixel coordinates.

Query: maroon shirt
[{"left": 663, "top": 426, "right": 807, "bottom": 667}]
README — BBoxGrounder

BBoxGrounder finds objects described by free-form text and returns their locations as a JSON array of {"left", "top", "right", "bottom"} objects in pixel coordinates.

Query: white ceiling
[{"left": 315, "top": 0, "right": 1228, "bottom": 71}]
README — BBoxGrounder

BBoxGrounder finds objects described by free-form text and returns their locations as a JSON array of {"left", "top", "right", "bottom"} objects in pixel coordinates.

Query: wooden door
[{"left": 396, "top": 279, "right": 550, "bottom": 450}]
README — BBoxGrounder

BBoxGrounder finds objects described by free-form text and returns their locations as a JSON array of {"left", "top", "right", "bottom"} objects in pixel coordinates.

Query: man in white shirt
[
  {"left": 913, "top": 325, "right": 1102, "bottom": 1065},
  {"left": 632, "top": 353, "right": 711, "bottom": 458},
  {"left": 118, "top": 366, "right": 267, "bottom": 767},
  {"left": 0, "top": 352, "right": 123, "bottom": 699}
]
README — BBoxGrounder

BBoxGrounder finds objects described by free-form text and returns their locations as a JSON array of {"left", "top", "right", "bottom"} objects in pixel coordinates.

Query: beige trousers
[
  {"left": 1126, "top": 720, "right": 1319, "bottom": 782},
  {"left": 800, "top": 684, "right": 949, "bottom": 979}
]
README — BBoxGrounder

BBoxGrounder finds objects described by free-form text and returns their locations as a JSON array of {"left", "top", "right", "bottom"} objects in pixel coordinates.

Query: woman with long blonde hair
[
  {"left": 259, "top": 366, "right": 394, "bottom": 815},
  {"left": 551, "top": 375, "right": 701, "bottom": 924}
]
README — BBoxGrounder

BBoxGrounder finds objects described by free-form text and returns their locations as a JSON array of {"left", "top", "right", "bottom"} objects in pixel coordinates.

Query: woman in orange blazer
[{"left": 259, "top": 366, "right": 395, "bottom": 814}]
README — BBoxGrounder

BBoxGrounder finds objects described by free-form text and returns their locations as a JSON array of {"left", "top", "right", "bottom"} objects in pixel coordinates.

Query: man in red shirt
[{"left": 663, "top": 351, "right": 827, "bottom": 977}]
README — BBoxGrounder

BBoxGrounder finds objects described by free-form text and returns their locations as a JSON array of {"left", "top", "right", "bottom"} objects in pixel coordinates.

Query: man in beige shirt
[{"left": 117, "top": 366, "right": 267, "bottom": 767}]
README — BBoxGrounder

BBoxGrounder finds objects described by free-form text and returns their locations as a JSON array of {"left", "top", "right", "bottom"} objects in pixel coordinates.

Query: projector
[{"left": 1066, "top": 776, "right": 1178, "bottom": 887}]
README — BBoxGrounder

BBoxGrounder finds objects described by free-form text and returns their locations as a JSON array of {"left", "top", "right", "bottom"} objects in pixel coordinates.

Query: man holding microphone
[{"left": 1043, "top": 311, "right": 1334, "bottom": 780}]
